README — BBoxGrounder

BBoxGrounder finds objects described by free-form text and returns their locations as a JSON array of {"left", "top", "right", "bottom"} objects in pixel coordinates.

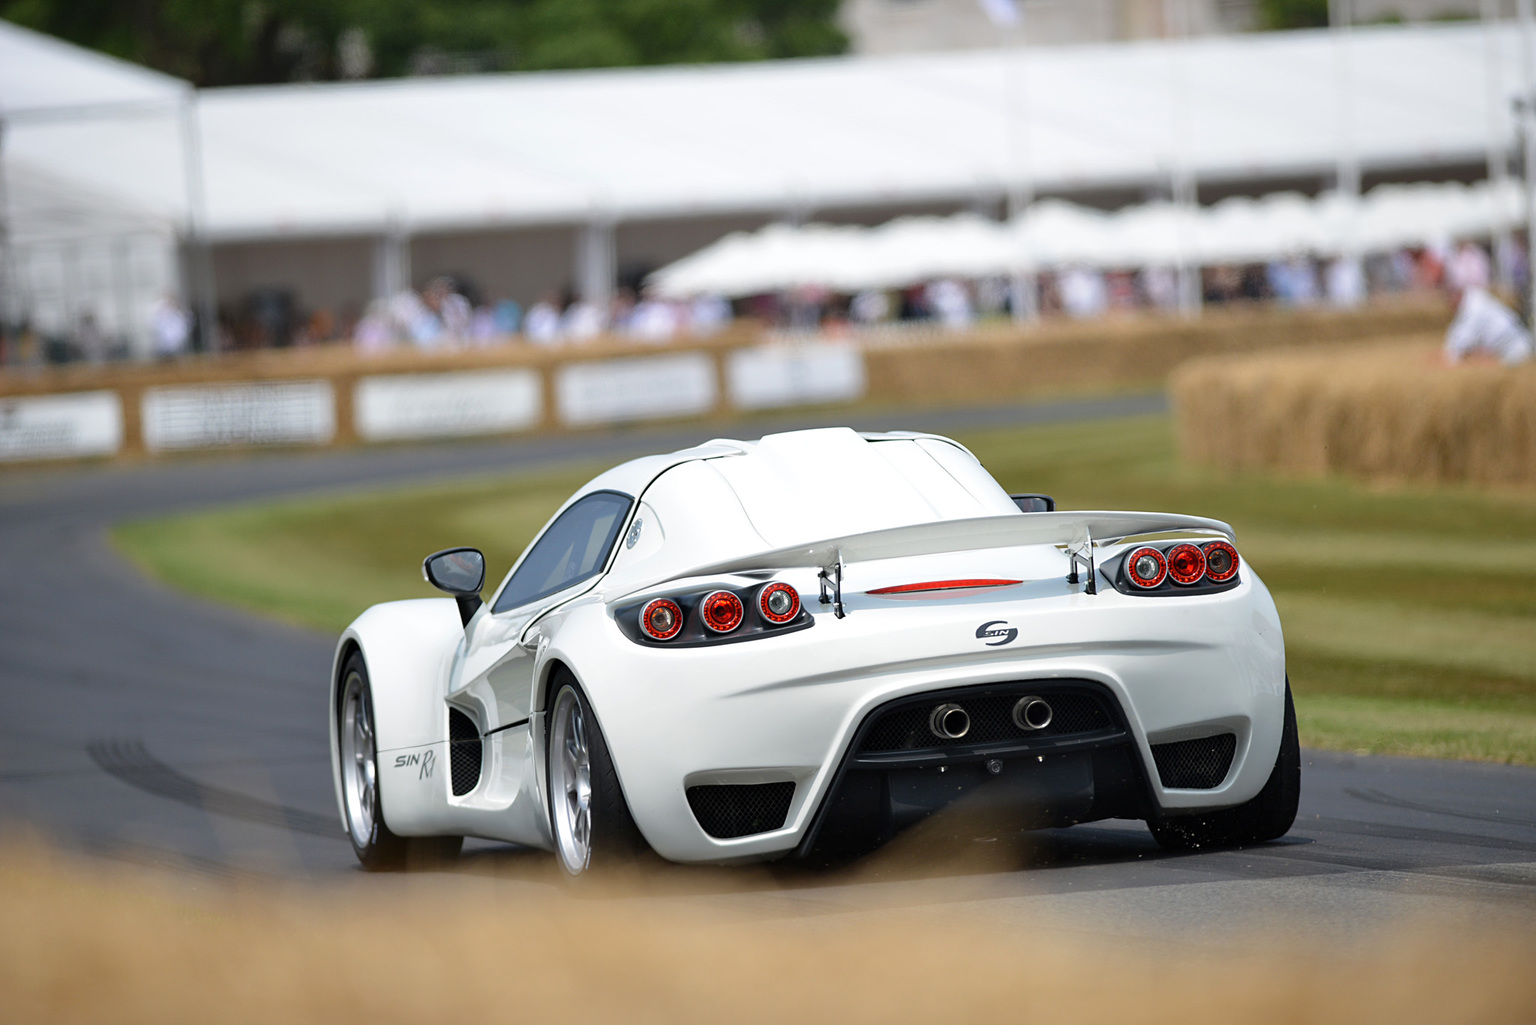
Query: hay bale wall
[
  {"left": 1171, "top": 339, "right": 1536, "bottom": 486},
  {"left": 861, "top": 301, "right": 1446, "bottom": 405}
]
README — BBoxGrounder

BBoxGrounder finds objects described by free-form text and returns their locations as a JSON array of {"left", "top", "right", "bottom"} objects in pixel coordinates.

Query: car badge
[
  {"left": 975, "top": 620, "right": 1018, "bottom": 646},
  {"left": 625, "top": 518, "right": 643, "bottom": 549}
]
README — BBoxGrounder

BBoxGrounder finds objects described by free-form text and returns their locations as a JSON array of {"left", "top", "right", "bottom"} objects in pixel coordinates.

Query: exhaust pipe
[
  {"left": 929, "top": 703, "right": 971, "bottom": 740},
  {"left": 1012, "top": 696, "right": 1053, "bottom": 731}
]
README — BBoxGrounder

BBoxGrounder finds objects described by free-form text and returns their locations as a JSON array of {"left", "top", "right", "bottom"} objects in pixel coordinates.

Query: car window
[{"left": 493, "top": 490, "right": 632, "bottom": 612}]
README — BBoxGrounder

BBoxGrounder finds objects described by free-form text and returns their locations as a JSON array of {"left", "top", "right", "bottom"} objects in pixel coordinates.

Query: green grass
[{"left": 114, "top": 414, "right": 1536, "bottom": 766}]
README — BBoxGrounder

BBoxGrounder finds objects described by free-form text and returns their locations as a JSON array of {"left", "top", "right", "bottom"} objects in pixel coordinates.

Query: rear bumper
[{"left": 556, "top": 571, "right": 1287, "bottom": 864}]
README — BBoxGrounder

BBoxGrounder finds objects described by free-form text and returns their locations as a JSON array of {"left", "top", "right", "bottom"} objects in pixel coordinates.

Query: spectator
[
  {"left": 926, "top": 279, "right": 973, "bottom": 329},
  {"left": 609, "top": 288, "right": 637, "bottom": 335},
  {"left": 524, "top": 293, "right": 563, "bottom": 346},
  {"left": 150, "top": 293, "right": 191, "bottom": 360},
  {"left": 1140, "top": 265, "right": 1179, "bottom": 311},
  {"left": 1443, "top": 284, "right": 1533, "bottom": 366},
  {"left": 353, "top": 299, "right": 394, "bottom": 352},
  {"left": 850, "top": 288, "right": 890, "bottom": 324},
  {"left": 562, "top": 297, "right": 606, "bottom": 341},
  {"left": 493, "top": 298, "right": 523, "bottom": 336},
  {"left": 629, "top": 292, "right": 679, "bottom": 342},
  {"left": 1267, "top": 254, "right": 1319, "bottom": 307},
  {"left": 687, "top": 293, "right": 732, "bottom": 336},
  {"left": 1059, "top": 266, "right": 1107, "bottom": 319},
  {"left": 1325, "top": 257, "right": 1366, "bottom": 308},
  {"left": 425, "top": 277, "right": 472, "bottom": 342},
  {"left": 390, "top": 290, "right": 441, "bottom": 349},
  {"left": 1446, "top": 241, "right": 1491, "bottom": 293}
]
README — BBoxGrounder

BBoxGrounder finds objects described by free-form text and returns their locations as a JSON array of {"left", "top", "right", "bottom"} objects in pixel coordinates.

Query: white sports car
[{"left": 330, "top": 427, "right": 1298, "bottom": 874}]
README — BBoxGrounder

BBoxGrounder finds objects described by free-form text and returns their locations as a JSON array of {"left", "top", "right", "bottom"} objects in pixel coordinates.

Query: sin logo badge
[
  {"left": 393, "top": 748, "right": 436, "bottom": 780},
  {"left": 975, "top": 620, "right": 1018, "bottom": 646}
]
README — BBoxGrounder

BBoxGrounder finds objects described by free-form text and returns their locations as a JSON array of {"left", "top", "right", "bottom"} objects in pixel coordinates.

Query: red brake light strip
[{"left": 866, "top": 578, "right": 1023, "bottom": 595}]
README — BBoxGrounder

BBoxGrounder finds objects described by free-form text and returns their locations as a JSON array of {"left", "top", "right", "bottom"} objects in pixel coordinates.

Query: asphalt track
[{"left": 2, "top": 392, "right": 1534, "bottom": 940}]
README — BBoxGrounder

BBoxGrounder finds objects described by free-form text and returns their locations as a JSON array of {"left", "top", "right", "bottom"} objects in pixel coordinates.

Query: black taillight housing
[
  {"left": 616, "top": 581, "right": 812, "bottom": 646},
  {"left": 1110, "top": 540, "right": 1241, "bottom": 596}
]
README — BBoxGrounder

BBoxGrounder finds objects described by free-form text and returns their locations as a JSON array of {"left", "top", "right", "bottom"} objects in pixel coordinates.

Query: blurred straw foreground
[
  {"left": 1172, "top": 341, "right": 1536, "bottom": 487},
  {"left": 2, "top": 840, "right": 1534, "bottom": 1025}
]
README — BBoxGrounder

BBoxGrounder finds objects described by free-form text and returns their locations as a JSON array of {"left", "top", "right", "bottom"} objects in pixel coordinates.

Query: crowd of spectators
[
  {"left": 744, "top": 238, "right": 1528, "bottom": 333},
  {"left": 349, "top": 277, "right": 734, "bottom": 352},
  {"left": 2, "top": 237, "right": 1528, "bottom": 369}
]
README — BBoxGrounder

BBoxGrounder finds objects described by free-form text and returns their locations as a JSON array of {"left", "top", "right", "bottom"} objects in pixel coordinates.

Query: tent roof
[
  {"left": 2, "top": 21, "right": 1520, "bottom": 240},
  {"left": 0, "top": 19, "right": 188, "bottom": 120}
]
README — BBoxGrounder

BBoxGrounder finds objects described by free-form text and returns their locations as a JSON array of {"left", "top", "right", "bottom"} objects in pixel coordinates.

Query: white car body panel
[{"left": 330, "top": 427, "right": 1288, "bottom": 863}]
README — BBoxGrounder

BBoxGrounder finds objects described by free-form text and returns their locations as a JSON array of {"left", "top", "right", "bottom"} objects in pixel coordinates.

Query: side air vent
[
  {"left": 1151, "top": 733, "right": 1237, "bottom": 790},
  {"left": 448, "top": 707, "right": 483, "bottom": 797},
  {"left": 686, "top": 782, "right": 795, "bottom": 839}
]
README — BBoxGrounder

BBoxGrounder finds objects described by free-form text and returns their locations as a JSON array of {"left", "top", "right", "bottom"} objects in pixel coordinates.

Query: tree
[
  {"left": 0, "top": 0, "right": 848, "bottom": 86},
  {"left": 1256, "top": 0, "right": 1330, "bottom": 31}
]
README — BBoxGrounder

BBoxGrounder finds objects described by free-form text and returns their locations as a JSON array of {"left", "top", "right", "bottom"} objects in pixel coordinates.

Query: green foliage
[
  {"left": 0, "top": 0, "right": 847, "bottom": 85},
  {"left": 1256, "top": 0, "right": 1329, "bottom": 30}
]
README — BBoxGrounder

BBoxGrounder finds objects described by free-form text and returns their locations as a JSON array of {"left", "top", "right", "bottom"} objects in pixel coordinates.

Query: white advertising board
[
  {"left": 142, "top": 380, "right": 335, "bottom": 451},
  {"left": 557, "top": 353, "right": 716, "bottom": 426},
  {"left": 726, "top": 341, "right": 866, "bottom": 410},
  {"left": 355, "top": 370, "right": 541, "bottom": 441},
  {"left": 0, "top": 391, "right": 122, "bottom": 462}
]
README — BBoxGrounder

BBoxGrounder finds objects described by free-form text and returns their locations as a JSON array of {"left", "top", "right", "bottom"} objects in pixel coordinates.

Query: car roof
[{"left": 573, "top": 428, "right": 984, "bottom": 505}]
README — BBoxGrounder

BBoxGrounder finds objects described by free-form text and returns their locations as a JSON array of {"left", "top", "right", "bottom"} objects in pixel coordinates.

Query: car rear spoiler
[{"left": 688, "top": 511, "right": 1235, "bottom": 616}]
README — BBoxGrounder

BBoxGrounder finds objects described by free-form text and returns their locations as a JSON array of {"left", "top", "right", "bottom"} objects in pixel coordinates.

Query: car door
[{"left": 450, "top": 490, "right": 634, "bottom": 736}]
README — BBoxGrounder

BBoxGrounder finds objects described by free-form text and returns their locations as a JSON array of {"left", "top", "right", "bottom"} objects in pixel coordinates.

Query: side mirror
[
  {"left": 1010, "top": 493, "right": 1056, "bottom": 513},
  {"left": 423, "top": 547, "right": 486, "bottom": 626}
]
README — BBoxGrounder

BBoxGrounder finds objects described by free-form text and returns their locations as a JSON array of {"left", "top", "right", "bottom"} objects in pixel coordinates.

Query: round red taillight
[
  {"left": 1126, "top": 546, "right": 1167, "bottom": 589},
  {"left": 1167, "top": 543, "right": 1206, "bottom": 585},
  {"left": 639, "top": 598, "right": 683, "bottom": 640},
  {"left": 758, "top": 582, "right": 800, "bottom": 624},
  {"left": 700, "top": 590, "right": 744, "bottom": 633},
  {"left": 1202, "top": 540, "right": 1239, "bottom": 583}
]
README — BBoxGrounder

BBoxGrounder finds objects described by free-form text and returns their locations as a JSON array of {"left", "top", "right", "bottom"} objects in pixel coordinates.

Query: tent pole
[
  {"left": 0, "top": 117, "right": 12, "bottom": 350},
  {"left": 1520, "top": 0, "right": 1536, "bottom": 325},
  {"left": 1485, "top": 0, "right": 1515, "bottom": 293},
  {"left": 1166, "top": 0, "right": 1202, "bottom": 317},
  {"left": 1330, "top": 0, "right": 1364, "bottom": 307},
  {"left": 178, "top": 93, "right": 218, "bottom": 354},
  {"left": 1006, "top": 26, "right": 1038, "bottom": 325}
]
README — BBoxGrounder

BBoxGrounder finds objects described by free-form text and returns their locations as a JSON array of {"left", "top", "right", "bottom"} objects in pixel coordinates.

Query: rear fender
[{"left": 329, "top": 598, "right": 465, "bottom": 835}]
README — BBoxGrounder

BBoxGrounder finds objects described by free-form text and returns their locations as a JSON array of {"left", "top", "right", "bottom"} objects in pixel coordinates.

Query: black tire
[
  {"left": 337, "top": 652, "right": 463, "bottom": 871},
  {"left": 1148, "top": 679, "right": 1301, "bottom": 851},
  {"left": 545, "top": 670, "right": 647, "bottom": 875}
]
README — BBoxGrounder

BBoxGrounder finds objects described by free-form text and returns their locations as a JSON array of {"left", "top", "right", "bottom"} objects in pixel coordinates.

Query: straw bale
[{"left": 1172, "top": 339, "right": 1536, "bottom": 486}]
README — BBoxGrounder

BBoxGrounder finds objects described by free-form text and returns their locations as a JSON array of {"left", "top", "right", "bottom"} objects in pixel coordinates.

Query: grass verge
[{"left": 114, "top": 413, "right": 1536, "bottom": 765}]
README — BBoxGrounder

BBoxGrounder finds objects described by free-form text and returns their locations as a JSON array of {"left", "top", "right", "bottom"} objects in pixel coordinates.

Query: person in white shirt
[
  {"left": 1446, "top": 241, "right": 1492, "bottom": 292},
  {"left": 1443, "top": 285, "right": 1533, "bottom": 365},
  {"left": 150, "top": 294, "right": 191, "bottom": 359},
  {"left": 524, "top": 294, "right": 563, "bottom": 346},
  {"left": 561, "top": 298, "right": 606, "bottom": 342}
]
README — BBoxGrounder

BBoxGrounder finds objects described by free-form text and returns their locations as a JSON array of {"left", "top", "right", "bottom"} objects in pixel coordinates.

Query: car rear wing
[{"left": 687, "top": 511, "right": 1235, "bottom": 617}]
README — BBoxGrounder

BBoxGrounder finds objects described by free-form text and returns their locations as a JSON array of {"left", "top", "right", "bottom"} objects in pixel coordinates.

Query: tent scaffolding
[{"left": 0, "top": 20, "right": 213, "bottom": 355}]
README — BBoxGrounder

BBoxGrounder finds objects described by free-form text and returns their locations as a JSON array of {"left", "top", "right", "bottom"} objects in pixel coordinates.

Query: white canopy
[
  {"left": 2, "top": 20, "right": 1524, "bottom": 241},
  {"left": 0, "top": 19, "right": 188, "bottom": 119},
  {"left": 647, "top": 179, "right": 1527, "bottom": 296}
]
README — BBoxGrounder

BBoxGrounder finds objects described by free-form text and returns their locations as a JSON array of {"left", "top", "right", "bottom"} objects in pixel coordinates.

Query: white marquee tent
[
  {"left": 4, "top": 20, "right": 1525, "bottom": 242},
  {"left": 2, "top": 17, "right": 1532, "bottom": 344},
  {"left": 0, "top": 20, "right": 190, "bottom": 352},
  {"left": 647, "top": 179, "right": 1526, "bottom": 297}
]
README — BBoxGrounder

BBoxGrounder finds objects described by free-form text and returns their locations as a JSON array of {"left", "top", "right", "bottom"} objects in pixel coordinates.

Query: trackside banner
[
  {"left": 556, "top": 353, "right": 716, "bottom": 426},
  {"left": 726, "top": 342, "right": 866, "bottom": 410},
  {"left": 0, "top": 391, "right": 123, "bottom": 462},
  {"left": 142, "top": 381, "right": 335, "bottom": 451},
  {"left": 355, "top": 370, "right": 542, "bottom": 441}
]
